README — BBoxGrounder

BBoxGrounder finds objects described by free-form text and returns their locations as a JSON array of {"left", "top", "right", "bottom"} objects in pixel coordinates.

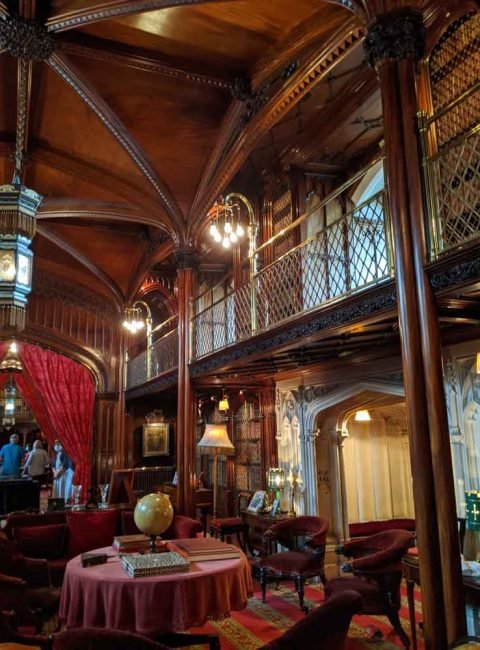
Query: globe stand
[{"left": 149, "top": 534, "right": 158, "bottom": 553}]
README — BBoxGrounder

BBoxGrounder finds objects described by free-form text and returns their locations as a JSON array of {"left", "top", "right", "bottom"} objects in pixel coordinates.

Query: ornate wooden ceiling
[{"left": 0, "top": 0, "right": 463, "bottom": 316}]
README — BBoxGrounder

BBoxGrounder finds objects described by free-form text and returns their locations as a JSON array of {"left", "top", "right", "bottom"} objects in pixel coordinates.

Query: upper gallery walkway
[{"left": 126, "top": 82, "right": 480, "bottom": 394}]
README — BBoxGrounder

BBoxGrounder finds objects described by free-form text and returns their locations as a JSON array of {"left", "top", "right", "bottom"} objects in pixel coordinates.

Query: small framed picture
[
  {"left": 271, "top": 499, "right": 280, "bottom": 517},
  {"left": 142, "top": 423, "right": 169, "bottom": 457},
  {"left": 247, "top": 490, "right": 267, "bottom": 513}
]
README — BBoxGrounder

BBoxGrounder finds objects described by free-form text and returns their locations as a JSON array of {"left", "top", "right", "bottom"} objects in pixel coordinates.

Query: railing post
[
  {"left": 248, "top": 220, "right": 258, "bottom": 336},
  {"left": 417, "top": 110, "right": 441, "bottom": 259},
  {"left": 188, "top": 296, "right": 194, "bottom": 364}
]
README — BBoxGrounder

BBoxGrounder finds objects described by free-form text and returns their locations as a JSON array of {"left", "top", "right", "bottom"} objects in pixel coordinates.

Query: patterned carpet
[{"left": 189, "top": 580, "right": 424, "bottom": 649}]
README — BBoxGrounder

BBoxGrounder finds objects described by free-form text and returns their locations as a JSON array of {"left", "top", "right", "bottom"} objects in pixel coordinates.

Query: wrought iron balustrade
[
  {"left": 419, "top": 12, "right": 480, "bottom": 259},
  {"left": 418, "top": 85, "right": 480, "bottom": 258},
  {"left": 126, "top": 316, "right": 178, "bottom": 389},
  {"left": 192, "top": 160, "right": 392, "bottom": 360}
]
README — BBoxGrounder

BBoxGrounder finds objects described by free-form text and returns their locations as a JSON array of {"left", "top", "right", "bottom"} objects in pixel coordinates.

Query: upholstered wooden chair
[
  {"left": 209, "top": 491, "right": 252, "bottom": 553},
  {"left": 326, "top": 529, "right": 414, "bottom": 649},
  {"left": 256, "top": 516, "right": 329, "bottom": 612},
  {"left": 259, "top": 590, "right": 362, "bottom": 650}
]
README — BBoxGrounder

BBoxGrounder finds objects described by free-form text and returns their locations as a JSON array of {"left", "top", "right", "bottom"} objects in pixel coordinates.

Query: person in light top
[
  {"left": 22, "top": 440, "right": 49, "bottom": 480},
  {"left": 52, "top": 440, "right": 74, "bottom": 501}
]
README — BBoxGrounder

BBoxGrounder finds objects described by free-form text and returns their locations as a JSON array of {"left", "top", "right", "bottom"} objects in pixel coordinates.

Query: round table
[{"left": 59, "top": 544, "right": 253, "bottom": 637}]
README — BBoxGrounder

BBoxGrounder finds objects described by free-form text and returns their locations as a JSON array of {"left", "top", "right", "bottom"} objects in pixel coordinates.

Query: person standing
[
  {"left": 52, "top": 440, "right": 74, "bottom": 501},
  {"left": 22, "top": 440, "right": 49, "bottom": 480},
  {"left": 0, "top": 433, "right": 25, "bottom": 478}
]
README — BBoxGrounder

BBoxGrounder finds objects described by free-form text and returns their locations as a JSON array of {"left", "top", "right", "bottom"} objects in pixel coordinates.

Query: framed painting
[
  {"left": 247, "top": 490, "right": 267, "bottom": 513},
  {"left": 142, "top": 423, "right": 169, "bottom": 457}
]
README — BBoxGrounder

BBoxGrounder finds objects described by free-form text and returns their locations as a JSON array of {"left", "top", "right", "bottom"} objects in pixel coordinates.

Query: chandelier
[
  {"left": 0, "top": 182, "right": 42, "bottom": 330},
  {"left": 208, "top": 193, "right": 254, "bottom": 249},
  {"left": 123, "top": 305, "right": 147, "bottom": 334}
]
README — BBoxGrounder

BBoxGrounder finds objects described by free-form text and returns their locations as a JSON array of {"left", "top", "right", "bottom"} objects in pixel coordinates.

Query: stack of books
[
  {"left": 113, "top": 534, "right": 167, "bottom": 553},
  {"left": 171, "top": 537, "right": 241, "bottom": 562},
  {"left": 120, "top": 552, "right": 190, "bottom": 578}
]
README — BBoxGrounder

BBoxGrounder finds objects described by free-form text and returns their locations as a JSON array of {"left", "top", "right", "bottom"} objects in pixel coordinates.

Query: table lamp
[
  {"left": 134, "top": 492, "right": 174, "bottom": 552},
  {"left": 197, "top": 423, "right": 235, "bottom": 518},
  {"left": 268, "top": 467, "right": 285, "bottom": 502}
]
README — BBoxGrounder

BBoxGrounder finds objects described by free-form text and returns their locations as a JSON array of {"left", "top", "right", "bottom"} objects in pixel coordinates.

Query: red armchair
[
  {"left": 256, "top": 516, "right": 329, "bottom": 613},
  {"left": 259, "top": 590, "right": 362, "bottom": 650},
  {"left": 326, "top": 529, "right": 414, "bottom": 649}
]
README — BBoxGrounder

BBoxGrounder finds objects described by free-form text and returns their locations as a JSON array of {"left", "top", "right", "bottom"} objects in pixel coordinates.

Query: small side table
[{"left": 241, "top": 511, "right": 294, "bottom": 555}]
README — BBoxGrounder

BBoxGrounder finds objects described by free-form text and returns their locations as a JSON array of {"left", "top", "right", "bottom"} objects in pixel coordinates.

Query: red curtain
[
  {"left": 15, "top": 373, "right": 57, "bottom": 446},
  {"left": 19, "top": 343, "right": 95, "bottom": 492}
]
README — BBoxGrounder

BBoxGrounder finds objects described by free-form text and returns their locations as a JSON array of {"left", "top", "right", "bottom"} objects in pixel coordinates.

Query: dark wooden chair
[
  {"left": 259, "top": 590, "right": 362, "bottom": 650},
  {"left": 326, "top": 529, "right": 415, "bottom": 649},
  {"left": 256, "top": 516, "right": 329, "bottom": 613},
  {"left": 209, "top": 491, "right": 252, "bottom": 553}
]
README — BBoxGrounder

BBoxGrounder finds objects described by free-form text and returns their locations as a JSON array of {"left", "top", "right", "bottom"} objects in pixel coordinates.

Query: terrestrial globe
[{"left": 133, "top": 492, "right": 174, "bottom": 551}]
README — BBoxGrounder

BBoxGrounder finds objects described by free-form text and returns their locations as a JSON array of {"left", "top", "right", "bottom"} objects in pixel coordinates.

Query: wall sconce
[
  {"left": 0, "top": 340, "right": 22, "bottom": 373},
  {"left": 354, "top": 409, "right": 371, "bottom": 422},
  {"left": 476, "top": 353, "right": 480, "bottom": 374}
]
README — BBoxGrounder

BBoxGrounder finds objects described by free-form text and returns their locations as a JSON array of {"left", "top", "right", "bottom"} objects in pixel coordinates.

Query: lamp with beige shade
[{"left": 197, "top": 423, "right": 235, "bottom": 519}]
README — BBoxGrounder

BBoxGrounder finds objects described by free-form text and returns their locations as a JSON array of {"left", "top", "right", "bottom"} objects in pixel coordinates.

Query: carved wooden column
[
  {"left": 259, "top": 383, "right": 277, "bottom": 477},
  {"left": 365, "top": 8, "right": 465, "bottom": 646},
  {"left": 175, "top": 248, "right": 198, "bottom": 517}
]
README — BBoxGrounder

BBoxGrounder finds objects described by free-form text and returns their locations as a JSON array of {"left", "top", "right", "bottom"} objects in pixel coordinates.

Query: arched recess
[
  {"left": 0, "top": 340, "right": 96, "bottom": 492},
  {"left": 300, "top": 380, "right": 406, "bottom": 541},
  {"left": 8, "top": 330, "right": 109, "bottom": 394}
]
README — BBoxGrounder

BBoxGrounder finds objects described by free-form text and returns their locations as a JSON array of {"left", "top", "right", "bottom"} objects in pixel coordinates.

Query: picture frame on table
[
  {"left": 247, "top": 490, "right": 267, "bottom": 513},
  {"left": 142, "top": 423, "right": 169, "bottom": 457},
  {"left": 270, "top": 498, "right": 280, "bottom": 517}
]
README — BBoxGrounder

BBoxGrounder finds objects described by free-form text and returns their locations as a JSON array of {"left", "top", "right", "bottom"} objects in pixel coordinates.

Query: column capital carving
[
  {"left": 173, "top": 247, "right": 200, "bottom": 271},
  {"left": 364, "top": 8, "right": 425, "bottom": 70},
  {"left": 0, "top": 15, "right": 55, "bottom": 61}
]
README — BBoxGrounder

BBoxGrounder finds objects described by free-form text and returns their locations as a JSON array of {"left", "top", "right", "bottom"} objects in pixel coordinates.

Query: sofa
[{"left": 3, "top": 509, "right": 203, "bottom": 586}]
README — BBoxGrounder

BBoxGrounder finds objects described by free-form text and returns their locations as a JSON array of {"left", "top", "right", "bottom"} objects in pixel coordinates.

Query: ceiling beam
[
  {"left": 126, "top": 240, "right": 175, "bottom": 303},
  {"left": 37, "top": 224, "right": 124, "bottom": 305},
  {"left": 38, "top": 199, "right": 167, "bottom": 230},
  {"left": 189, "top": 14, "right": 359, "bottom": 228},
  {"left": 46, "top": 0, "right": 243, "bottom": 33},
  {"left": 57, "top": 35, "right": 233, "bottom": 91},
  {"left": 27, "top": 141, "right": 171, "bottom": 228},
  {"left": 47, "top": 50, "right": 185, "bottom": 237},
  {"left": 188, "top": 22, "right": 364, "bottom": 239},
  {"left": 281, "top": 67, "right": 378, "bottom": 167}
]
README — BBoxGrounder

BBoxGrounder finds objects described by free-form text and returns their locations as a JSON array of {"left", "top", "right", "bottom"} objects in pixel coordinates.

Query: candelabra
[{"left": 286, "top": 469, "right": 303, "bottom": 516}]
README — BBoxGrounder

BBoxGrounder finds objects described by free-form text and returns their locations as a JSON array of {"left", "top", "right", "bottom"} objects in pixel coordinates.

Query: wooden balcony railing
[
  {"left": 418, "top": 81, "right": 480, "bottom": 259},
  {"left": 191, "top": 159, "right": 392, "bottom": 360},
  {"left": 126, "top": 315, "right": 178, "bottom": 389}
]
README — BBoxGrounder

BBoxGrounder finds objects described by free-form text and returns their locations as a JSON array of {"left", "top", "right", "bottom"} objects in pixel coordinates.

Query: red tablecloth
[{"left": 59, "top": 544, "right": 253, "bottom": 636}]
